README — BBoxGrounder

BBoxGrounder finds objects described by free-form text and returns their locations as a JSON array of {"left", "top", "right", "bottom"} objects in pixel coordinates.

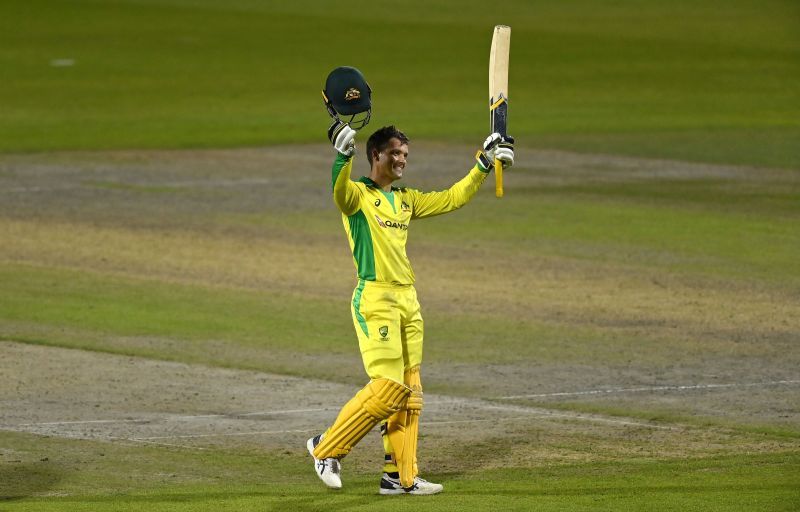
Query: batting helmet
[{"left": 322, "top": 66, "right": 372, "bottom": 130}]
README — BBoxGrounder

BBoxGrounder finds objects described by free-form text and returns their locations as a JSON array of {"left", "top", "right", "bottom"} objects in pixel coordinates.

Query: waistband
[{"left": 358, "top": 279, "right": 414, "bottom": 290}]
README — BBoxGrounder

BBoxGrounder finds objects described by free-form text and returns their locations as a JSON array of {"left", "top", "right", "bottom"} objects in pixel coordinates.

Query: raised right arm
[{"left": 332, "top": 153, "right": 361, "bottom": 216}]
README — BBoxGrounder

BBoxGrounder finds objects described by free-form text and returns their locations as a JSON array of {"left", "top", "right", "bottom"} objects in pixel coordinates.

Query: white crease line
[
  {"left": 129, "top": 420, "right": 527, "bottom": 440},
  {"left": 3, "top": 185, "right": 83, "bottom": 193},
  {"left": 423, "top": 417, "right": 524, "bottom": 427},
  {"left": 133, "top": 428, "right": 318, "bottom": 440},
  {"left": 428, "top": 402, "right": 675, "bottom": 430},
  {"left": 4, "top": 380, "right": 793, "bottom": 434},
  {"left": 140, "top": 407, "right": 333, "bottom": 420},
  {"left": 497, "top": 379, "right": 800, "bottom": 400},
  {"left": 8, "top": 408, "right": 333, "bottom": 427},
  {"left": 423, "top": 415, "right": 673, "bottom": 430},
  {"left": 128, "top": 411, "right": 674, "bottom": 442},
  {"left": 14, "top": 419, "right": 151, "bottom": 426},
  {"left": 0, "top": 403, "right": 539, "bottom": 428},
  {"left": 237, "top": 408, "right": 333, "bottom": 417}
]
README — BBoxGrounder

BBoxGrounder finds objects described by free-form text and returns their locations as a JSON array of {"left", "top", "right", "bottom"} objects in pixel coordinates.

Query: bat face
[
  {"left": 489, "top": 25, "right": 511, "bottom": 138},
  {"left": 489, "top": 25, "right": 510, "bottom": 102}
]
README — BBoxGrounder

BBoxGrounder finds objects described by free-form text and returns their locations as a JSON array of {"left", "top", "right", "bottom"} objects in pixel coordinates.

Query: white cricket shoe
[
  {"left": 306, "top": 435, "right": 342, "bottom": 489},
  {"left": 379, "top": 472, "right": 443, "bottom": 495}
]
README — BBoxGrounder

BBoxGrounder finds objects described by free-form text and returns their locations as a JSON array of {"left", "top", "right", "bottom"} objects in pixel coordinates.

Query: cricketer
[{"left": 308, "top": 67, "right": 514, "bottom": 495}]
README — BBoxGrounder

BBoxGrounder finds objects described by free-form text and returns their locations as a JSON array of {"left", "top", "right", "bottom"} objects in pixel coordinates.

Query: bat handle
[{"left": 494, "top": 158, "right": 504, "bottom": 198}]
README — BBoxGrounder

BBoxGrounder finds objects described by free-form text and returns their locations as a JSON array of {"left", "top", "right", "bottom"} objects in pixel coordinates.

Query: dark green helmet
[{"left": 322, "top": 66, "right": 372, "bottom": 130}]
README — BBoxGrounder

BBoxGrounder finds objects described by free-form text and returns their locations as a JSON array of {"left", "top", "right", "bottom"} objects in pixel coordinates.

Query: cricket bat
[{"left": 489, "top": 25, "right": 510, "bottom": 198}]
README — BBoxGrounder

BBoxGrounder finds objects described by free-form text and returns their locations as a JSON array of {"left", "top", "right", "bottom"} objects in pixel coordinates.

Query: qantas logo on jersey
[{"left": 374, "top": 214, "right": 408, "bottom": 231}]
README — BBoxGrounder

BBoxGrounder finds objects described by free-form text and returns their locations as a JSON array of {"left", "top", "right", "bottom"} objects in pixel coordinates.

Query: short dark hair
[{"left": 366, "top": 125, "right": 409, "bottom": 166}]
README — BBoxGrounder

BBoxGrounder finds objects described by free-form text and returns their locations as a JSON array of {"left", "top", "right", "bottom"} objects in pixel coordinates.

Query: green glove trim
[{"left": 475, "top": 150, "right": 493, "bottom": 173}]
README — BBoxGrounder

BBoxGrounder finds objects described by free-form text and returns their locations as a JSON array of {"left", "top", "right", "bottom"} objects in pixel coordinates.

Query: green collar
[{"left": 358, "top": 176, "right": 403, "bottom": 192}]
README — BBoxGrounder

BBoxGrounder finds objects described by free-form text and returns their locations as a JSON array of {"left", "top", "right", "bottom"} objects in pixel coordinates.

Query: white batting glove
[
  {"left": 483, "top": 133, "right": 515, "bottom": 167},
  {"left": 328, "top": 120, "right": 356, "bottom": 157}
]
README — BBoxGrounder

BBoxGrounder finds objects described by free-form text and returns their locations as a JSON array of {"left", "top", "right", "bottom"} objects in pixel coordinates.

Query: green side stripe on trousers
[{"left": 352, "top": 279, "right": 369, "bottom": 337}]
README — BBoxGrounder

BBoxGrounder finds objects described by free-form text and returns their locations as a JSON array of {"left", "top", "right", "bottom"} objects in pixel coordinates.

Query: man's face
[{"left": 373, "top": 137, "right": 408, "bottom": 182}]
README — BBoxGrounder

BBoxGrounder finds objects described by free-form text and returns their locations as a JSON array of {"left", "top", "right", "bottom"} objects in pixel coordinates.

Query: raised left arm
[{"left": 409, "top": 133, "right": 514, "bottom": 219}]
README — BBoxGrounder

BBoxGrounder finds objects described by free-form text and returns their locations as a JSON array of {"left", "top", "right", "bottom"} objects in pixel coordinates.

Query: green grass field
[
  {"left": 1, "top": 0, "right": 799, "bottom": 166},
  {"left": 3, "top": 429, "right": 797, "bottom": 511},
  {"left": 1, "top": 1, "right": 799, "bottom": 511}
]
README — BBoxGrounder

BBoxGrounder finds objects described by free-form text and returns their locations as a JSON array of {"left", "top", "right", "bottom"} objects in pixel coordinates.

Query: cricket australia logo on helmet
[{"left": 345, "top": 88, "right": 361, "bottom": 101}]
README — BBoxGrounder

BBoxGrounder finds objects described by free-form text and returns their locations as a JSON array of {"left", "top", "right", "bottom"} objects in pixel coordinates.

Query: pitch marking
[
  {"left": 2, "top": 379, "right": 793, "bottom": 443},
  {"left": 496, "top": 379, "right": 800, "bottom": 400}
]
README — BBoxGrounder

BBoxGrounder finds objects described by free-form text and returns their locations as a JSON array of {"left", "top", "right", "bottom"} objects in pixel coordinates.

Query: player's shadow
[{"left": 0, "top": 462, "right": 63, "bottom": 501}]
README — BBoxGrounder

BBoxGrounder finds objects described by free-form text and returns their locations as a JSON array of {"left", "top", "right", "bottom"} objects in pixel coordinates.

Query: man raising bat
[{"left": 307, "top": 66, "right": 514, "bottom": 495}]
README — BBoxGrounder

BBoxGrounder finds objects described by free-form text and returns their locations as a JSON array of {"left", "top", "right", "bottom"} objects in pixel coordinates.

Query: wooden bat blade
[{"left": 489, "top": 25, "right": 510, "bottom": 198}]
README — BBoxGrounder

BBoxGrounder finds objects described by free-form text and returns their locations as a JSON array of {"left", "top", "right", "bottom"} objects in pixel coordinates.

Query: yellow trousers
[
  {"left": 350, "top": 279, "right": 424, "bottom": 382},
  {"left": 351, "top": 279, "right": 424, "bottom": 479}
]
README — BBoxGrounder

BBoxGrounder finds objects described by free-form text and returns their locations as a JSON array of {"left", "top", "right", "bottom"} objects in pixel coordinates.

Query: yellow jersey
[{"left": 331, "top": 153, "right": 489, "bottom": 284}]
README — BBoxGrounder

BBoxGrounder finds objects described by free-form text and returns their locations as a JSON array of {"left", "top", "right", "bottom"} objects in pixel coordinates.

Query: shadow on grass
[
  {"left": 34, "top": 488, "right": 383, "bottom": 508},
  {"left": 15, "top": 482, "right": 796, "bottom": 504},
  {"left": 444, "top": 482, "right": 798, "bottom": 497},
  {"left": 0, "top": 462, "right": 63, "bottom": 501}
]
